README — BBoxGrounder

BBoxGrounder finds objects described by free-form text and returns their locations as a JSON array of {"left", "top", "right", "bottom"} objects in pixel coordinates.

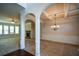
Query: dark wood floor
[{"left": 4, "top": 49, "right": 34, "bottom": 56}]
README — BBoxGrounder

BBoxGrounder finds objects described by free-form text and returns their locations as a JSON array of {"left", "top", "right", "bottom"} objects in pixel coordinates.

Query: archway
[{"left": 24, "top": 13, "right": 35, "bottom": 55}]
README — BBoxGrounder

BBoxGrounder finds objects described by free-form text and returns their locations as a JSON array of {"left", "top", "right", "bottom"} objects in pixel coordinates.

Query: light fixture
[
  {"left": 11, "top": 19, "right": 15, "bottom": 23},
  {"left": 11, "top": 16, "right": 16, "bottom": 23},
  {"left": 51, "top": 14, "right": 60, "bottom": 31}
]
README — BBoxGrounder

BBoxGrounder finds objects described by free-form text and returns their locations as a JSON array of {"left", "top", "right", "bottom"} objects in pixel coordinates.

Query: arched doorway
[{"left": 24, "top": 13, "right": 35, "bottom": 55}]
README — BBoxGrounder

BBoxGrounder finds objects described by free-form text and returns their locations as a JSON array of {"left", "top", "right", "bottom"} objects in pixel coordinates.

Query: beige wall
[
  {"left": 25, "top": 23, "right": 31, "bottom": 31},
  {"left": 25, "top": 21, "right": 35, "bottom": 39},
  {"left": 41, "top": 16, "right": 79, "bottom": 45}
]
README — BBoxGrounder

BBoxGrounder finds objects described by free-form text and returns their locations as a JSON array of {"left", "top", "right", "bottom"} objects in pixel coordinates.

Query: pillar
[
  {"left": 35, "top": 15, "right": 40, "bottom": 56},
  {"left": 20, "top": 9, "right": 26, "bottom": 49}
]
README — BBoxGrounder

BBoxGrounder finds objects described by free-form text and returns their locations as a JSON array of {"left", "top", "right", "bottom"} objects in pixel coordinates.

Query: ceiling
[
  {"left": 41, "top": 3, "right": 79, "bottom": 22},
  {"left": 0, "top": 3, "right": 24, "bottom": 17},
  {"left": 0, "top": 3, "right": 25, "bottom": 23},
  {"left": 0, "top": 3, "right": 79, "bottom": 23}
]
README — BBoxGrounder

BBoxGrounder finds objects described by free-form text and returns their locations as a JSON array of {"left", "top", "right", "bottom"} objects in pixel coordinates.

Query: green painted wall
[{"left": 0, "top": 15, "right": 20, "bottom": 55}]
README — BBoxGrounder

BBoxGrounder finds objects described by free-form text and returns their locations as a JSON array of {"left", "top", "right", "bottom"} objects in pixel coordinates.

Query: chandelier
[{"left": 51, "top": 14, "right": 60, "bottom": 31}]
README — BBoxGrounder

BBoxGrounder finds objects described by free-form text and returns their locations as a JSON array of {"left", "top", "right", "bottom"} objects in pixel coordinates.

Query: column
[
  {"left": 20, "top": 9, "right": 26, "bottom": 49},
  {"left": 35, "top": 15, "right": 40, "bottom": 56}
]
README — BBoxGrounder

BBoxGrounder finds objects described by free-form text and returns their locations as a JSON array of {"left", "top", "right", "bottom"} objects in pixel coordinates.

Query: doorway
[
  {"left": 25, "top": 13, "right": 35, "bottom": 55},
  {"left": 26, "top": 31, "right": 31, "bottom": 39}
]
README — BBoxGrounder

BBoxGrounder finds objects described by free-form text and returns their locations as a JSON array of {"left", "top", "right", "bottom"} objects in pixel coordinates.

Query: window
[
  {"left": 10, "top": 26, "right": 14, "bottom": 34},
  {"left": 4, "top": 25, "right": 9, "bottom": 34},
  {"left": 15, "top": 26, "right": 19, "bottom": 34},
  {"left": 0, "top": 25, "right": 2, "bottom": 34}
]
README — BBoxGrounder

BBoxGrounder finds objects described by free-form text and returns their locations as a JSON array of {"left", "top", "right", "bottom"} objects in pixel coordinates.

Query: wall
[
  {"left": 78, "top": 19, "right": 79, "bottom": 44},
  {"left": 41, "top": 16, "right": 79, "bottom": 45},
  {"left": 25, "top": 22, "right": 32, "bottom": 38},
  {"left": 25, "top": 23, "right": 31, "bottom": 31},
  {"left": 31, "top": 22, "right": 35, "bottom": 39},
  {"left": 0, "top": 15, "right": 20, "bottom": 55},
  {"left": 25, "top": 21, "right": 35, "bottom": 39}
]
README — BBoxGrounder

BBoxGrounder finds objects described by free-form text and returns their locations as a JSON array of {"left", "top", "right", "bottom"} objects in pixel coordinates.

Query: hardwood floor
[
  {"left": 4, "top": 49, "right": 34, "bottom": 56},
  {"left": 3, "top": 39, "right": 78, "bottom": 56},
  {"left": 25, "top": 39, "right": 78, "bottom": 56}
]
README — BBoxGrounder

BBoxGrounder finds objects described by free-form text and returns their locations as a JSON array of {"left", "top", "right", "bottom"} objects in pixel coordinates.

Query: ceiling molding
[
  {"left": 43, "top": 11, "right": 52, "bottom": 20},
  {"left": 43, "top": 7, "right": 79, "bottom": 20},
  {"left": 64, "top": 3, "right": 69, "bottom": 18}
]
